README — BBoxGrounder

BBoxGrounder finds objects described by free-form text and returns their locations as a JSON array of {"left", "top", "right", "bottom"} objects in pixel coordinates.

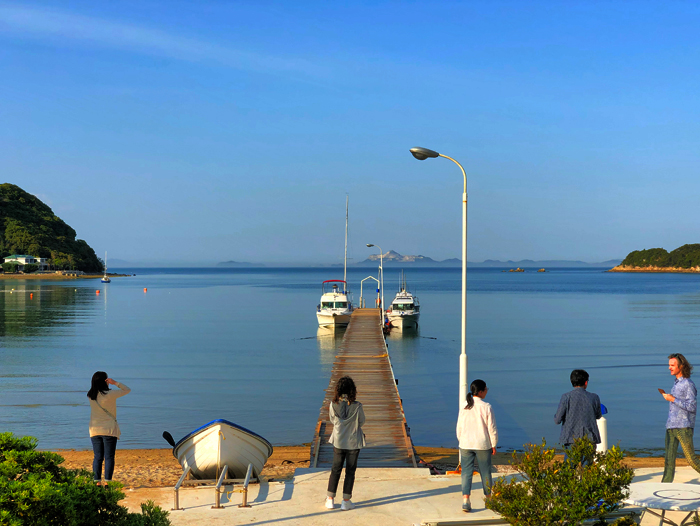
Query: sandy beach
[{"left": 55, "top": 446, "right": 671, "bottom": 488}]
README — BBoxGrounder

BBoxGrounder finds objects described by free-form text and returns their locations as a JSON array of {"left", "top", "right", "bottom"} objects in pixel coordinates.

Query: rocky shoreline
[{"left": 608, "top": 265, "right": 700, "bottom": 273}]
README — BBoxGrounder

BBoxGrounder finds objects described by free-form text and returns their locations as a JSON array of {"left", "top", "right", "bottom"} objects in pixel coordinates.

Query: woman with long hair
[
  {"left": 87, "top": 371, "right": 131, "bottom": 484},
  {"left": 456, "top": 379, "right": 498, "bottom": 512},
  {"left": 325, "top": 376, "right": 365, "bottom": 511}
]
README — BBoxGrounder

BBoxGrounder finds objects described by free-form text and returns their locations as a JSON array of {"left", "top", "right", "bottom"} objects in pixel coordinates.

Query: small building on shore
[{"left": 2, "top": 254, "right": 50, "bottom": 271}]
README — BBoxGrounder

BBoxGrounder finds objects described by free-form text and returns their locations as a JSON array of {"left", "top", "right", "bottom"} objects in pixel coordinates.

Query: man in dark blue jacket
[{"left": 554, "top": 369, "right": 602, "bottom": 447}]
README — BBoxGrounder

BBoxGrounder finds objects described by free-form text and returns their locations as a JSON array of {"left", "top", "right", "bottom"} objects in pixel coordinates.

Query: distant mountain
[
  {"left": 358, "top": 250, "right": 442, "bottom": 266},
  {"left": 354, "top": 250, "right": 621, "bottom": 268},
  {"left": 0, "top": 183, "right": 102, "bottom": 272},
  {"left": 216, "top": 261, "right": 264, "bottom": 267}
]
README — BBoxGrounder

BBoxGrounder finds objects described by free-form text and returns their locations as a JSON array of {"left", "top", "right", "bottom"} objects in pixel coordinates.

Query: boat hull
[
  {"left": 172, "top": 420, "right": 273, "bottom": 480},
  {"left": 388, "top": 312, "right": 419, "bottom": 330},
  {"left": 317, "top": 312, "right": 351, "bottom": 327}
]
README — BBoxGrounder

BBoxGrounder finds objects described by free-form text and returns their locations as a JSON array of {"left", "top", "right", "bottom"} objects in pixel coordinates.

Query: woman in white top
[
  {"left": 456, "top": 379, "right": 498, "bottom": 512},
  {"left": 87, "top": 371, "right": 131, "bottom": 484}
]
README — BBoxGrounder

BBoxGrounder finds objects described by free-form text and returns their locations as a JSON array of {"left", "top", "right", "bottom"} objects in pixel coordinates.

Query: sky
[{"left": 1, "top": 1, "right": 699, "bottom": 265}]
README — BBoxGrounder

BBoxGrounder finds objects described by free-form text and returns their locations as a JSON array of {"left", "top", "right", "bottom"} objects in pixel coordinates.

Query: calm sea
[{"left": 2, "top": 267, "right": 700, "bottom": 454}]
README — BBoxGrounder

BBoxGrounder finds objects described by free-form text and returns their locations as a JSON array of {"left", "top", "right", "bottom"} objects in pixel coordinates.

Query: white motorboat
[
  {"left": 101, "top": 251, "right": 111, "bottom": 283},
  {"left": 317, "top": 195, "right": 353, "bottom": 327},
  {"left": 317, "top": 280, "right": 352, "bottom": 327},
  {"left": 387, "top": 272, "right": 420, "bottom": 330},
  {"left": 164, "top": 419, "right": 273, "bottom": 480}
]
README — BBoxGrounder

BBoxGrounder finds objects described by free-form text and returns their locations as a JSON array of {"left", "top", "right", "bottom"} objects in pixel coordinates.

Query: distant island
[
  {"left": 216, "top": 261, "right": 264, "bottom": 267},
  {"left": 610, "top": 244, "right": 700, "bottom": 273},
  {"left": 0, "top": 183, "right": 102, "bottom": 272},
  {"left": 352, "top": 250, "right": 621, "bottom": 268}
]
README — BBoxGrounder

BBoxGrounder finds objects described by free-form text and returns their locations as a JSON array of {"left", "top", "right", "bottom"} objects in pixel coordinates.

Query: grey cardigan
[{"left": 329, "top": 400, "right": 366, "bottom": 450}]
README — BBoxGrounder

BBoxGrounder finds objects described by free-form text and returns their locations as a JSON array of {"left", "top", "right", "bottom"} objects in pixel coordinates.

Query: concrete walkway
[{"left": 120, "top": 466, "right": 700, "bottom": 526}]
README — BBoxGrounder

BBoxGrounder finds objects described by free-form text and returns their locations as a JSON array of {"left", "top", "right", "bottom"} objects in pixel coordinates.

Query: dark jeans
[
  {"left": 327, "top": 447, "right": 360, "bottom": 500},
  {"left": 663, "top": 428, "right": 700, "bottom": 482},
  {"left": 91, "top": 436, "right": 118, "bottom": 481},
  {"left": 460, "top": 448, "right": 493, "bottom": 496}
]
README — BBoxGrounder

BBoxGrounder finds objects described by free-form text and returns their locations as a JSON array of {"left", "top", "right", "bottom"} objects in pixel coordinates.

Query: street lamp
[
  {"left": 366, "top": 243, "right": 385, "bottom": 322},
  {"left": 410, "top": 146, "right": 468, "bottom": 410}
]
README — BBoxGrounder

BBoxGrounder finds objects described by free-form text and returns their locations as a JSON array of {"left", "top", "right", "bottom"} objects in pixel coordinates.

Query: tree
[{"left": 23, "top": 264, "right": 39, "bottom": 273}]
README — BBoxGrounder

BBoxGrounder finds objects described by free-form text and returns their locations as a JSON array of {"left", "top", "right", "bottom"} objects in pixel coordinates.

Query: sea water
[{"left": 1, "top": 267, "right": 699, "bottom": 454}]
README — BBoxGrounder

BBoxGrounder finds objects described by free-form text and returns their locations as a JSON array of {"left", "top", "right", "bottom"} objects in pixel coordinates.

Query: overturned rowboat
[{"left": 163, "top": 419, "right": 273, "bottom": 480}]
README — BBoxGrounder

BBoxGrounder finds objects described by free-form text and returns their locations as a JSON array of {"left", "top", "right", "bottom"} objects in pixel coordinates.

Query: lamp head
[
  {"left": 366, "top": 244, "right": 374, "bottom": 248},
  {"left": 410, "top": 147, "right": 440, "bottom": 160}
]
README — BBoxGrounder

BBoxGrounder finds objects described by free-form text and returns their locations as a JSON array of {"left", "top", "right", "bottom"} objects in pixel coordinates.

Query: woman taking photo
[
  {"left": 325, "top": 376, "right": 365, "bottom": 511},
  {"left": 456, "top": 379, "right": 498, "bottom": 512},
  {"left": 87, "top": 371, "right": 131, "bottom": 484}
]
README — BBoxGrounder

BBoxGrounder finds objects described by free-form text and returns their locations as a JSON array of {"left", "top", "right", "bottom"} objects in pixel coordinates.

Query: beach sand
[{"left": 55, "top": 446, "right": 669, "bottom": 488}]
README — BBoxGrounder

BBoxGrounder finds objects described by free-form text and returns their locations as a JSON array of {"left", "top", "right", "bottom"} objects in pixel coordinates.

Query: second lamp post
[{"left": 366, "top": 243, "right": 385, "bottom": 321}]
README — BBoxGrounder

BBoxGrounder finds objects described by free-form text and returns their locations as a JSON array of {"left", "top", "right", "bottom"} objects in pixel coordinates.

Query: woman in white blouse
[
  {"left": 456, "top": 379, "right": 498, "bottom": 512},
  {"left": 87, "top": 371, "right": 131, "bottom": 484}
]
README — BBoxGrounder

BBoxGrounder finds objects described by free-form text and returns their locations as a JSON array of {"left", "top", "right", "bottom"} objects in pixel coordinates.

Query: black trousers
[{"left": 327, "top": 447, "right": 360, "bottom": 499}]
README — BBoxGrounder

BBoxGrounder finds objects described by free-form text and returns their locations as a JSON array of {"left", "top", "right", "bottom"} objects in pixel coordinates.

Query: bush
[
  {"left": 22, "top": 264, "right": 38, "bottom": 273},
  {"left": 2, "top": 262, "right": 19, "bottom": 273},
  {"left": 0, "top": 432, "right": 171, "bottom": 526},
  {"left": 486, "top": 438, "right": 635, "bottom": 526}
]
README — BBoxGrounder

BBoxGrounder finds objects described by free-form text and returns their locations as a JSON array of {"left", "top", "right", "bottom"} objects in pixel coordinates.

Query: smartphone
[{"left": 658, "top": 388, "right": 666, "bottom": 394}]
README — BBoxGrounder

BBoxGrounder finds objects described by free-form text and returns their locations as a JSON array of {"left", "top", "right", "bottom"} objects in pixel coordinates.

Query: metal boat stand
[{"left": 172, "top": 464, "right": 256, "bottom": 511}]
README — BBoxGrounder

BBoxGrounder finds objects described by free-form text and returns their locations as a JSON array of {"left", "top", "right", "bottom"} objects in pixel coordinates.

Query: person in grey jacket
[
  {"left": 325, "top": 376, "right": 365, "bottom": 511},
  {"left": 554, "top": 369, "right": 602, "bottom": 447}
]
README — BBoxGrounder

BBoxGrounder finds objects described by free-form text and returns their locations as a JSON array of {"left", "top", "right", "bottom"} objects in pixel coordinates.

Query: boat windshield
[
  {"left": 321, "top": 301, "right": 348, "bottom": 309},
  {"left": 393, "top": 303, "right": 415, "bottom": 310}
]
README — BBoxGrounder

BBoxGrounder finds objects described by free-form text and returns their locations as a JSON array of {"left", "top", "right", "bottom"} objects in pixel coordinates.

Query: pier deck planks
[{"left": 311, "top": 308, "right": 418, "bottom": 468}]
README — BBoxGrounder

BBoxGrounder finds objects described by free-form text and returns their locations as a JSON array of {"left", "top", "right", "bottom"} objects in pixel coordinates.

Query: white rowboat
[{"left": 168, "top": 419, "right": 273, "bottom": 480}]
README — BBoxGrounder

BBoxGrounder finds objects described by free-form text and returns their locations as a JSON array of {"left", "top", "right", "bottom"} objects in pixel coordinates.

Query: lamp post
[
  {"left": 366, "top": 244, "right": 384, "bottom": 322},
  {"left": 410, "top": 147, "right": 468, "bottom": 410}
]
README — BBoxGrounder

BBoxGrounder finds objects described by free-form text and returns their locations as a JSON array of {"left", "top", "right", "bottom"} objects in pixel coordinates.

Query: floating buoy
[
  {"left": 144, "top": 288, "right": 147, "bottom": 293},
  {"left": 30, "top": 293, "right": 33, "bottom": 299},
  {"left": 96, "top": 290, "right": 100, "bottom": 295}
]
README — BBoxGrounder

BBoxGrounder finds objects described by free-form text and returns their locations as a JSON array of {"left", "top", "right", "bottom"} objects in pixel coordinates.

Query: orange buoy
[
  {"left": 144, "top": 288, "right": 147, "bottom": 293},
  {"left": 96, "top": 290, "right": 100, "bottom": 295},
  {"left": 30, "top": 293, "right": 33, "bottom": 299}
]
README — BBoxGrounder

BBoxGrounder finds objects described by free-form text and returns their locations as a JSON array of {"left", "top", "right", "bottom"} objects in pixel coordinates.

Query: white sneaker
[
  {"left": 325, "top": 497, "right": 335, "bottom": 509},
  {"left": 341, "top": 500, "right": 355, "bottom": 511}
]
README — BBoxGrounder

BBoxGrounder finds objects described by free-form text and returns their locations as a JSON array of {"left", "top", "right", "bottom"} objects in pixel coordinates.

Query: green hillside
[
  {"left": 620, "top": 244, "right": 700, "bottom": 269},
  {"left": 0, "top": 183, "right": 102, "bottom": 272}
]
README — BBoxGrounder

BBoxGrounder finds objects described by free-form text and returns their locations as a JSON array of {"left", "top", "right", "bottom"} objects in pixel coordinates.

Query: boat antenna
[{"left": 344, "top": 194, "right": 348, "bottom": 292}]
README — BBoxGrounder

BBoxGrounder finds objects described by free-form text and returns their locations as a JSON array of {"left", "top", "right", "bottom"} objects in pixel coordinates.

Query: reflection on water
[
  {"left": 0, "top": 283, "right": 99, "bottom": 341},
  {"left": 317, "top": 326, "right": 345, "bottom": 367}
]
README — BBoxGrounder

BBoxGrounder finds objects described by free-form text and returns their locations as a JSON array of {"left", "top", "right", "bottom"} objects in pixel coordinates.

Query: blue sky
[{"left": 1, "top": 1, "right": 699, "bottom": 264}]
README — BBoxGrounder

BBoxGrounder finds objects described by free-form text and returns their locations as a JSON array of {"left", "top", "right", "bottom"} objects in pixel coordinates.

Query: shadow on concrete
[{"left": 241, "top": 484, "right": 463, "bottom": 526}]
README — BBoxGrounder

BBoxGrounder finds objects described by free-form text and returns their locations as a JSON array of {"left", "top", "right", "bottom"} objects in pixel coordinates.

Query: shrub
[
  {"left": 0, "top": 432, "right": 171, "bottom": 526},
  {"left": 2, "top": 262, "right": 19, "bottom": 273},
  {"left": 487, "top": 438, "right": 635, "bottom": 526},
  {"left": 22, "top": 264, "right": 38, "bottom": 273}
]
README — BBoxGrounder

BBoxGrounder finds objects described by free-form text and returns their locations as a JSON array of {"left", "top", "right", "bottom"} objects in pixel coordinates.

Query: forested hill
[
  {"left": 619, "top": 244, "right": 700, "bottom": 269},
  {"left": 0, "top": 183, "right": 102, "bottom": 272}
]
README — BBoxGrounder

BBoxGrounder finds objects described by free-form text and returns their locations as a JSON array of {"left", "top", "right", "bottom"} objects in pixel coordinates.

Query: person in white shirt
[
  {"left": 87, "top": 371, "right": 131, "bottom": 484},
  {"left": 456, "top": 379, "right": 498, "bottom": 512}
]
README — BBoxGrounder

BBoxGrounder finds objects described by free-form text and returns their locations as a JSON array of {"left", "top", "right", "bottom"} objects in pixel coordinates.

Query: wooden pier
[{"left": 311, "top": 308, "right": 418, "bottom": 468}]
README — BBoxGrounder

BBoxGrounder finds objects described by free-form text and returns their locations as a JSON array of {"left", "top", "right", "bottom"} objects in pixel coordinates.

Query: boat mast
[{"left": 344, "top": 195, "right": 348, "bottom": 291}]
